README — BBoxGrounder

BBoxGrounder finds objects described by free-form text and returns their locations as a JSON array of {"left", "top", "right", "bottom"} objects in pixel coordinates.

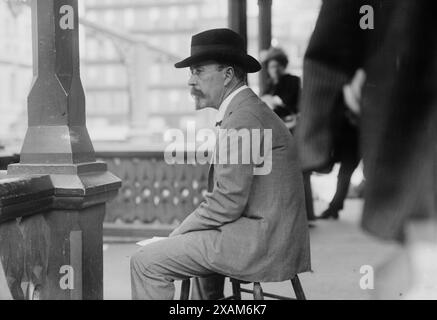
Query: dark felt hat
[{"left": 175, "top": 28, "right": 261, "bottom": 73}]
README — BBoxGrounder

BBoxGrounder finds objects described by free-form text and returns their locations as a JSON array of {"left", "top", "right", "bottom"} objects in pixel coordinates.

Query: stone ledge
[
  {"left": 0, "top": 169, "right": 121, "bottom": 222},
  {"left": 0, "top": 175, "right": 53, "bottom": 223}
]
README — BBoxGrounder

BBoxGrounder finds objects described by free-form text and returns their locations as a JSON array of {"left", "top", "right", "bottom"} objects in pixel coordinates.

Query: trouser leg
[
  {"left": 130, "top": 232, "right": 219, "bottom": 300},
  {"left": 330, "top": 157, "right": 360, "bottom": 210},
  {"left": 302, "top": 172, "right": 315, "bottom": 221}
]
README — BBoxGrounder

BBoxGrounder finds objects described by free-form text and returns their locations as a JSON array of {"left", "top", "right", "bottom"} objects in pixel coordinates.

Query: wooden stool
[{"left": 180, "top": 275, "right": 306, "bottom": 300}]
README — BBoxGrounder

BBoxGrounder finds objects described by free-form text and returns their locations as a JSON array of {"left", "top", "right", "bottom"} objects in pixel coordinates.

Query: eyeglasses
[
  {"left": 189, "top": 67, "right": 204, "bottom": 77},
  {"left": 189, "top": 65, "right": 223, "bottom": 77}
]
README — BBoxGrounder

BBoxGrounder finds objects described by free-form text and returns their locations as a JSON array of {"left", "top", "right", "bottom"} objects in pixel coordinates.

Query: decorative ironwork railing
[{"left": 97, "top": 151, "right": 209, "bottom": 226}]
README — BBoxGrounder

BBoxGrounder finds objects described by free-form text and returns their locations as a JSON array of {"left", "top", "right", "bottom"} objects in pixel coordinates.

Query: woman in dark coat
[{"left": 261, "top": 48, "right": 300, "bottom": 122}]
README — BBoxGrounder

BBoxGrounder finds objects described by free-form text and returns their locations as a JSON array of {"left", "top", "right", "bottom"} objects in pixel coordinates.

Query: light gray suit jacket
[{"left": 172, "top": 88, "right": 311, "bottom": 282}]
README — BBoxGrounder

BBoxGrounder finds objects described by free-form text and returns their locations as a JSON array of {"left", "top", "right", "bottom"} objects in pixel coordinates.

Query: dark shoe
[{"left": 318, "top": 207, "right": 339, "bottom": 220}]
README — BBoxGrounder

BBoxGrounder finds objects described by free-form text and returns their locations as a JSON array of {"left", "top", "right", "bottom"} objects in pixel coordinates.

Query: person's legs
[
  {"left": 319, "top": 156, "right": 360, "bottom": 219},
  {"left": 330, "top": 159, "right": 359, "bottom": 210},
  {"left": 130, "top": 232, "right": 221, "bottom": 300},
  {"left": 374, "top": 220, "right": 437, "bottom": 299}
]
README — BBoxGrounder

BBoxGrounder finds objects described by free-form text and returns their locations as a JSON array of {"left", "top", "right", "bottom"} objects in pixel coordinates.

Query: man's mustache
[{"left": 191, "top": 89, "right": 205, "bottom": 98}]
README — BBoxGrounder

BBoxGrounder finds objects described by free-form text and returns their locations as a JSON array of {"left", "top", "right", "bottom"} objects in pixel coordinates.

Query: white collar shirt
[{"left": 214, "top": 85, "right": 249, "bottom": 126}]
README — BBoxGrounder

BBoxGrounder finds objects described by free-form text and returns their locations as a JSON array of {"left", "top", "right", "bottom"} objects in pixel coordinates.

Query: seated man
[{"left": 130, "top": 28, "right": 311, "bottom": 300}]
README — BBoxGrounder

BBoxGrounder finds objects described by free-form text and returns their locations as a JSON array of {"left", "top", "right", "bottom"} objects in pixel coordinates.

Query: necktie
[{"left": 209, "top": 120, "right": 221, "bottom": 190}]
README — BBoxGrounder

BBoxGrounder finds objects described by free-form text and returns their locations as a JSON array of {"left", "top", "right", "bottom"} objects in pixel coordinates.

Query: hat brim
[{"left": 174, "top": 50, "right": 261, "bottom": 73}]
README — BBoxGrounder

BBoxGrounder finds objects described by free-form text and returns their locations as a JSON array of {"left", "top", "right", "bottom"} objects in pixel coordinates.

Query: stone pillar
[
  {"left": 258, "top": 0, "right": 272, "bottom": 91},
  {"left": 20, "top": 0, "right": 93, "bottom": 164},
  {"left": 5, "top": 0, "right": 121, "bottom": 300},
  {"left": 228, "top": 0, "right": 247, "bottom": 51}
]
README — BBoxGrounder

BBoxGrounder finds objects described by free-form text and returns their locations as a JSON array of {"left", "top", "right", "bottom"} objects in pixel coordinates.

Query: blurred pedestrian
[
  {"left": 317, "top": 74, "right": 362, "bottom": 219},
  {"left": 298, "top": 0, "right": 437, "bottom": 298}
]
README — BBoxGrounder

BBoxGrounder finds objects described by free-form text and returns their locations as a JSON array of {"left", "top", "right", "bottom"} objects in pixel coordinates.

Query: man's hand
[
  {"left": 261, "top": 95, "right": 283, "bottom": 109},
  {"left": 261, "top": 94, "right": 274, "bottom": 109},
  {"left": 343, "top": 69, "right": 366, "bottom": 116}
]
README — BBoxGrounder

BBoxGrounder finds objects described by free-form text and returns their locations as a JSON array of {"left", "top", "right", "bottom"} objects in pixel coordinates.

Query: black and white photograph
[{"left": 0, "top": 0, "right": 436, "bottom": 310}]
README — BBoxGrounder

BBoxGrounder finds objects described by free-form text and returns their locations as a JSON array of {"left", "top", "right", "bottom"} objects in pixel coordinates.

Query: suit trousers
[{"left": 130, "top": 231, "right": 225, "bottom": 300}]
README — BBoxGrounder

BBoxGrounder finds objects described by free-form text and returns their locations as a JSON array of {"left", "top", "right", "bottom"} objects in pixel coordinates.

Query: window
[
  {"left": 149, "top": 92, "right": 160, "bottom": 112},
  {"left": 124, "top": 9, "right": 135, "bottom": 29},
  {"left": 86, "top": 38, "right": 99, "bottom": 60},
  {"left": 169, "top": 37, "right": 178, "bottom": 54},
  {"left": 149, "top": 8, "right": 160, "bottom": 21},
  {"left": 150, "top": 65, "right": 160, "bottom": 83},
  {"left": 169, "top": 91, "right": 179, "bottom": 106},
  {"left": 168, "top": 7, "right": 179, "bottom": 21},
  {"left": 104, "top": 41, "right": 117, "bottom": 60},
  {"left": 186, "top": 5, "right": 198, "bottom": 20},
  {"left": 105, "top": 11, "right": 116, "bottom": 25},
  {"left": 9, "top": 72, "right": 16, "bottom": 103}
]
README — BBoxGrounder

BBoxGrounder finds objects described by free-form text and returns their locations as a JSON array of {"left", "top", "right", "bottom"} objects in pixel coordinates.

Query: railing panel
[
  {"left": 99, "top": 152, "right": 209, "bottom": 226},
  {"left": 0, "top": 212, "right": 52, "bottom": 300}
]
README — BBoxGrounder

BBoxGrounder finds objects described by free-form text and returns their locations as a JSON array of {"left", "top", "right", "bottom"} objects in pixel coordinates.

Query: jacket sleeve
[
  {"left": 297, "top": 0, "right": 367, "bottom": 172},
  {"left": 170, "top": 109, "right": 263, "bottom": 236}
]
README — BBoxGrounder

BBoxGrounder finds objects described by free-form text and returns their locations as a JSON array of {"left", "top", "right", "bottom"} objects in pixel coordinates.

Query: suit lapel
[
  {"left": 222, "top": 88, "right": 256, "bottom": 124},
  {"left": 207, "top": 88, "right": 256, "bottom": 192}
]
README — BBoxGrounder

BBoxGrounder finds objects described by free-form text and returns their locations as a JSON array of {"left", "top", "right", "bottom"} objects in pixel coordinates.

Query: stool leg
[
  {"left": 231, "top": 279, "right": 242, "bottom": 300},
  {"left": 253, "top": 282, "right": 264, "bottom": 300},
  {"left": 180, "top": 279, "right": 191, "bottom": 300},
  {"left": 291, "top": 276, "right": 306, "bottom": 300}
]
